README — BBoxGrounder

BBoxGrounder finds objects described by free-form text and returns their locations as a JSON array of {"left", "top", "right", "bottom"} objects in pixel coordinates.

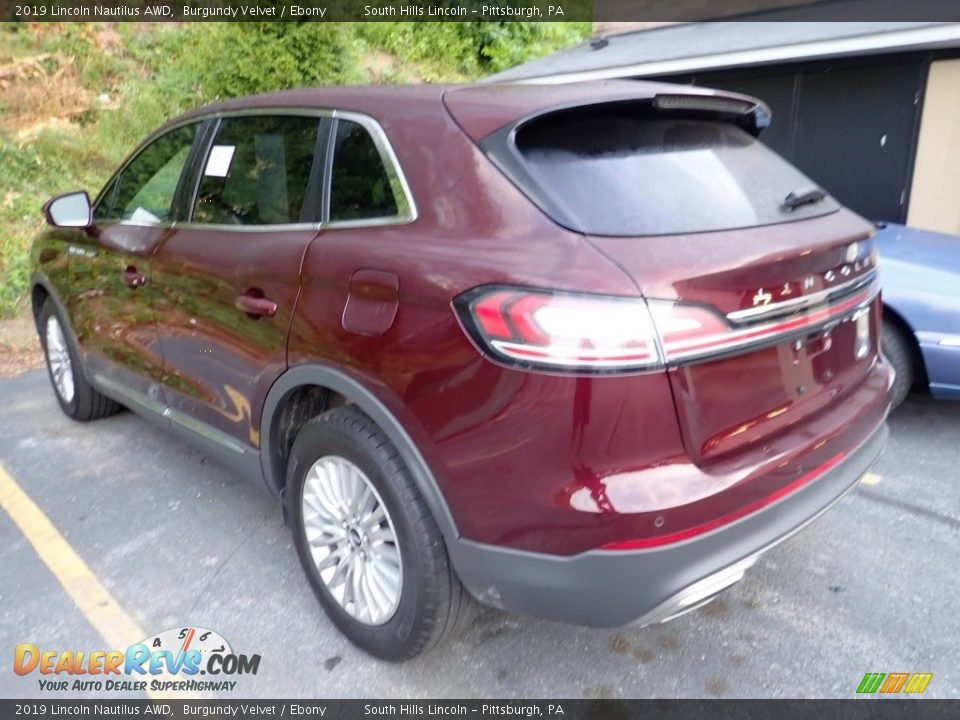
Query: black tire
[
  {"left": 287, "top": 406, "right": 474, "bottom": 660},
  {"left": 881, "top": 319, "right": 914, "bottom": 410},
  {"left": 38, "top": 299, "right": 121, "bottom": 421}
]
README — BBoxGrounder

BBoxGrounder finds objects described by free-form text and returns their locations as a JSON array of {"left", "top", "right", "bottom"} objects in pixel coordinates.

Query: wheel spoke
[
  {"left": 350, "top": 558, "right": 365, "bottom": 619},
  {"left": 315, "top": 545, "right": 347, "bottom": 571},
  {"left": 347, "top": 464, "right": 366, "bottom": 516},
  {"left": 367, "top": 505, "right": 387, "bottom": 527},
  {"left": 329, "top": 553, "right": 351, "bottom": 589},
  {"left": 361, "top": 566, "right": 385, "bottom": 622},
  {"left": 376, "top": 553, "right": 401, "bottom": 582},
  {"left": 306, "top": 479, "right": 343, "bottom": 522},
  {"left": 355, "top": 485, "right": 374, "bottom": 519},
  {"left": 318, "top": 477, "right": 348, "bottom": 521},
  {"left": 377, "top": 543, "right": 401, "bottom": 569},
  {"left": 337, "top": 461, "right": 352, "bottom": 517},
  {"left": 301, "top": 486, "right": 326, "bottom": 517},
  {"left": 366, "top": 525, "right": 395, "bottom": 543},
  {"left": 366, "top": 563, "right": 393, "bottom": 611},
  {"left": 307, "top": 519, "right": 347, "bottom": 541}
]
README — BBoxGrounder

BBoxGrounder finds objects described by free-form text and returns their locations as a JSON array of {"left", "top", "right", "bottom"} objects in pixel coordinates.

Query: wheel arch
[
  {"left": 260, "top": 364, "right": 459, "bottom": 540},
  {"left": 31, "top": 282, "right": 50, "bottom": 328},
  {"left": 31, "top": 272, "right": 66, "bottom": 324},
  {"left": 30, "top": 272, "right": 93, "bottom": 384}
]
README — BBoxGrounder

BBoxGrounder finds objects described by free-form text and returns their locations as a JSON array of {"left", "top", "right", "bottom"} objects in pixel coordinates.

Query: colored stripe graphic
[
  {"left": 857, "top": 673, "right": 885, "bottom": 693},
  {"left": 880, "top": 673, "right": 909, "bottom": 693},
  {"left": 857, "top": 672, "right": 932, "bottom": 694},
  {"left": 904, "top": 673, "right": 933, "bottom": 694}
]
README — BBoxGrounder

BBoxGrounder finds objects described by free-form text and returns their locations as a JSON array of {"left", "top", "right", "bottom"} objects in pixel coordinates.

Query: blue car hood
[{"left": 875, "top": 223, "right": 960, "bottom": 276}]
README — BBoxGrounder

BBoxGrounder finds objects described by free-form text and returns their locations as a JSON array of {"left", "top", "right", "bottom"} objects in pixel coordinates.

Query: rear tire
[
  {"left": 881, "top": 319, "right": 914, "bottom": 410},
  {"left": 38, "top": 299, "right": 121, "bottom": 421},
  {"left": 287, "top": 406, "right": 474, "bottom": 660}
]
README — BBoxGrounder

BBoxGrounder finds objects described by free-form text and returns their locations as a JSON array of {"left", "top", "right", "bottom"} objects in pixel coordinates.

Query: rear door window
[
  {"left": 496, "top": 105, "right": 840, "bottom": 236},
  {"left": 328, "top": 119, "right": 400, "bottom": 222},
  {"left": 192, "top": 115, "right": 321, "bottom": 226}
]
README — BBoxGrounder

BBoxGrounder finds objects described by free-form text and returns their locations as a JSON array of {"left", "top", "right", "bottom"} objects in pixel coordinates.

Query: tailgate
[
  {"left": 589, "top": 212, "right": 880, "bottom": 465},
  {"left": 475, "top": 95, "right": 883, "bottom": 466}
]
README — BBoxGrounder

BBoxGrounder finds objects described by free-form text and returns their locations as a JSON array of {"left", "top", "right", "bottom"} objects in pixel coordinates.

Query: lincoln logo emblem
[{"left": 752, "top": 288, "right": 773, "bottom": 307}]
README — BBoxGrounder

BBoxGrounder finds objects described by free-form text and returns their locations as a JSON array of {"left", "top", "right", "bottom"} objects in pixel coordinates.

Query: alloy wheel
[
  {"left": 45, "top": 315, "right": 75, "bottom": 404},
  {"left": 301, "top": 455, "right": 403, "bottom": 626}
]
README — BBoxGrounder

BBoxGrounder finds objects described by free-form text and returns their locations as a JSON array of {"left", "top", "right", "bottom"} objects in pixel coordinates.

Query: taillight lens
[
  {"left": 455, "top": 282, "right": 878, "bottom": 373},
  {"left": 456, "top": 288, "right": 660, "bottom": 371},
  {"left": 651, "top": 279, "right": 878, "bottom": 362}
]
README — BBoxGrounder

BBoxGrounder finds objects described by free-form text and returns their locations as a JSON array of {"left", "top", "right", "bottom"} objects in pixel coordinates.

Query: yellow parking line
[
  {"left": 861, "top": 472, "right": 882, "bottom": 486},
  {"left": 0, "top": 462, "right": 182, "bottom": 700}
]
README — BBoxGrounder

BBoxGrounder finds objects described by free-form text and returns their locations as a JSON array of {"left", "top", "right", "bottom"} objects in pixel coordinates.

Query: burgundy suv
[{"left": 32, "top": 81, "right": 892, "bottom": 660}]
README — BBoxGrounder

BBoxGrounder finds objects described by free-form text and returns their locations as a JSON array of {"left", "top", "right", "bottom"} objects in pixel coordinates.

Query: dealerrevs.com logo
[{"left": 13, "top": 627, "right": 261, "bottom": 693}]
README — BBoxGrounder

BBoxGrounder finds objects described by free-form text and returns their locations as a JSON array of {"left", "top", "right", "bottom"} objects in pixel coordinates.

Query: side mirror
[{"left": 44, "top": 191, "right": 92, "bottom": 229}]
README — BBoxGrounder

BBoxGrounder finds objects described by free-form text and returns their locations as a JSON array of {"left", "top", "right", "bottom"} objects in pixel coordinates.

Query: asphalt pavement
[{"left": 0, "top": 369, "right": 957, "bottom": 699}]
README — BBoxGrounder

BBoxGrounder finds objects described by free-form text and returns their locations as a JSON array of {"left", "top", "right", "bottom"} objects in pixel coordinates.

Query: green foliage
[
  {"left": 0, "top": 129, "right": 116, "bottom": 315},
  {"left": 0, "top": 241, "right": 31, "bottom": 317},
  {"left": 185, "top": 23, "right": 368, "bottom": 99},
  {"left": 0, "top": 20, "right": 590, "bottom": 317},
  {"left": 356, "top": 22, "right": 589, "bottom": 80}
]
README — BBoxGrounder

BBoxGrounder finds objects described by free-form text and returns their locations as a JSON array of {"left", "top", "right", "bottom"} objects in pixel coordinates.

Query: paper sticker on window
[
  {"left": 129, "top": 206, "right": 162, "bottom": 225},
  {"left": 205, "top": 145, "right": 236, "bottom": 178}
]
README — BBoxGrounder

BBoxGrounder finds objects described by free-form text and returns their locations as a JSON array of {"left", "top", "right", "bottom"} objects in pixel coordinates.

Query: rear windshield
[{"left": 502, "top": 106, "right": 839, "bottom": 236}]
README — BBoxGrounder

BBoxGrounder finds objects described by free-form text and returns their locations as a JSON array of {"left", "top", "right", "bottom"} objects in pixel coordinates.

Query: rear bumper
[{"left": 448, "top": 420, "right": 887, "bottom": 628}]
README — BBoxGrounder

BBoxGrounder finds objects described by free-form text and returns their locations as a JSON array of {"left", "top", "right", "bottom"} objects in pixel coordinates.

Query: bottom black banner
[{"left": 0, "top": 699, "right": 956, "bottom": 720}]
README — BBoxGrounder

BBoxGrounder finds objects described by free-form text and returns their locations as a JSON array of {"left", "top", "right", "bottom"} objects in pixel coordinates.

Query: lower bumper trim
[{"left": 448, "top": 421, "right": 888, "bottom": 628}]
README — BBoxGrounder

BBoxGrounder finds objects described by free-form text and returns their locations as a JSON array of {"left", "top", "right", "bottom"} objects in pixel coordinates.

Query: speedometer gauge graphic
[{"left": 138, "top": 626, "right": 233, "bottom": 677}]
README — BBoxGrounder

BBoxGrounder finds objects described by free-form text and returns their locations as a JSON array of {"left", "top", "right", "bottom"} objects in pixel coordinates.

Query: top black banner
[{"left": 2, "top": 0, "right": 960, "bottom": 22}]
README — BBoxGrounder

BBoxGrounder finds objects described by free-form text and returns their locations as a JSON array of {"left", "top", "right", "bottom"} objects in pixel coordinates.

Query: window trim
[
  {"left": 300, "top": 117, "right": 333, "bottom": 225},
  {"left": 172, "top": 118, "right": 219, "bottom": 223},
  {"left": 92, "top": 107, "right": 418, "bottom": 234},
  {"left": 181, "top": 111, "right": 327, "bottom": 232},
  {"left": 323, "top": 110, "right": 418, "bottom": 229},
  {"left": 92, "top": 120, "right": 205, "bottom": 228}
]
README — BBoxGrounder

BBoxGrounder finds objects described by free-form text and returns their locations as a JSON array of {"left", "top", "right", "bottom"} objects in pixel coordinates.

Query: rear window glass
[
  {"left": 508, "top": 108, "right": 839, "bottom": 236},
  {"left": 329, "top": 120, "right": 398, "bottom": 222}
]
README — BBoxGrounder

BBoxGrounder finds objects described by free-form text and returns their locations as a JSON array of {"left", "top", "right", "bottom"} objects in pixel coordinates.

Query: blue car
[{"left": 875, "top": 222, "right": 960, "bottom": 407}]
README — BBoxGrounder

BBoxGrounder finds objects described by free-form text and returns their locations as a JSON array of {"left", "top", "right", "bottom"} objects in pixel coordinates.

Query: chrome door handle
[
  {"left": 122, "top": 266, "right": 146, "bottom": 289},
  {"left": 235, "top": 291, "right": 277, "bottom": 318}
]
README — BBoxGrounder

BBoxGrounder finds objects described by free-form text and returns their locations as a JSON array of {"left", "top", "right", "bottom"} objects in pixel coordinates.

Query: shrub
[{"left": 186, "top": 23, "right": 368, "bottom": 100}]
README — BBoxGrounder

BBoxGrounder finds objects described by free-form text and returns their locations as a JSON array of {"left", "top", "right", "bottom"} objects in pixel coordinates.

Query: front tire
[
  {"left": 288, "top": 406, "right": 474, "bottom": 660},
  {"left": 38, "top": 299, "right": 121, "bottom": 421}
]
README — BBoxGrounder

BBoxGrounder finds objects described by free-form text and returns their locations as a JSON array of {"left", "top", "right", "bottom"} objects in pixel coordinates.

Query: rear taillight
[
  {"left": 456, "top": 288, "right": 660, "bottom": 371},
  {"left": 455, "top": 281, "right": 878, "bottom": 373},
  {"left": 650, "top": 279, "right": 877, "bottom": 362}
]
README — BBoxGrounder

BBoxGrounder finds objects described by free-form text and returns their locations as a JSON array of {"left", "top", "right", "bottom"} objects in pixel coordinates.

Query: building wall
[
  {"left": 658, "top": 55, "right": 926, "bottom": 225},
  {"left": 907, "top": 59, "right": 960, "bottom": 235},
  {"left": 592, "top": 0, "right": 821, "bottom": 34}
]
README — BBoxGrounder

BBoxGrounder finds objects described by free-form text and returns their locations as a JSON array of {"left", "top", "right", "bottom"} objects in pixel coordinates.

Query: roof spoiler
[
  {"left": 477, "top": 92, "right": 773, "bottom": 142},
  {"left": 652, "top": 93, "right": 772, "bottom": 135}
]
